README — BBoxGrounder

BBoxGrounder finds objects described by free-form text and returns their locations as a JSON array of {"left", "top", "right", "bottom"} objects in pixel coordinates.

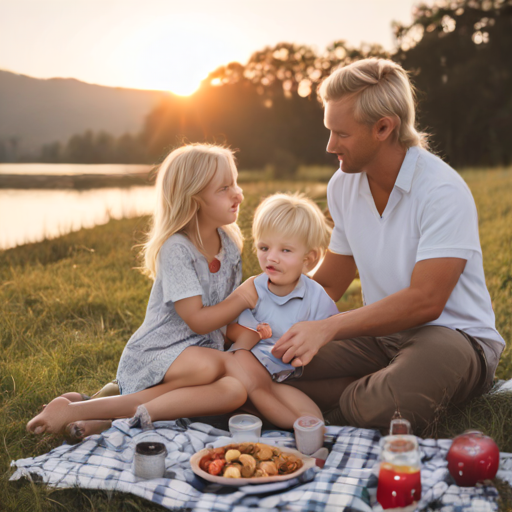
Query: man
[{"left": 272, "top": 58, "right": 504, "bottom": 432}]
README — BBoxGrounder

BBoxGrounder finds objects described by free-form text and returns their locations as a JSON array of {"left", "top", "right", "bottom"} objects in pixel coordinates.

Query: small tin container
[
  {"left": 133, "top": 441, "right": 167, "bottom": 479},
  {"left": 228, "top": 414, "right": 262, "bottom": 442},
  {"left": 293, "top": 416, "right": 325, "bottom": 455}
]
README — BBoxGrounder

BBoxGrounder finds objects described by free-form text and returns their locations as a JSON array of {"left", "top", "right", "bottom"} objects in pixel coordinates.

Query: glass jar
[
  {"left": 377, "top": 435, "right": 421, "bottom": 509},
  {"left": 228, "top": 414, "right": 262, "bottom": 442}
]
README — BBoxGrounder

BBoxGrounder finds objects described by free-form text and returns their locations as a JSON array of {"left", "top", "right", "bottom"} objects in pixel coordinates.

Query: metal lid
[
  {"left": 135, "top": 442, "right": 167, "bottom": 456},
  {"left": 384, "top": 437, "right": 416, "bottom": 453}
]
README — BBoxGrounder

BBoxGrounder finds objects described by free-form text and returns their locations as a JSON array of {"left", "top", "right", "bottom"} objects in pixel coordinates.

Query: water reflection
[
  {"left": 0, "top": 163, "right": 152, "bottom": 176},
  {"left": 0, "top": 186, "right": 155, "bottom": 250}
]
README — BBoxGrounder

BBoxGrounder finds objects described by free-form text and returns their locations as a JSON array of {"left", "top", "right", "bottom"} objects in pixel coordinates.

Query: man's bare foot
[
  {"left": 64, "top": 420, "right": 112, "bottom": 444},
  {"left": 27, "top": 397, "right": 73, "bottom": 435}
]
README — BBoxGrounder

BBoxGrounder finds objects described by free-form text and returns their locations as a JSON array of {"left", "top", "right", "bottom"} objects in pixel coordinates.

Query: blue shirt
[{"left": 237, "top": 273, "right": 339, "bottom": 381}]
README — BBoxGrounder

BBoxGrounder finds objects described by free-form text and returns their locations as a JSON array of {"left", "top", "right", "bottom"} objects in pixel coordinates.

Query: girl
[{"left": 27, "top": 144, "right": 257, "bottom": 436}]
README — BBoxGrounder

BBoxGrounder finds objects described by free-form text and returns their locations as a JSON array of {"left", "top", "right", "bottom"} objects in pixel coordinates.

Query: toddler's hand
[
  {"left": 256, "top": 323, "right": 272, "bottom": 340},
  {"left": 236, "top": 276, "right": 259, "bottom": 309}
]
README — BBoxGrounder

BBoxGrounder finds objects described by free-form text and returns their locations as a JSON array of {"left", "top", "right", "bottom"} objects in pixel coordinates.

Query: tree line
[{"left": 31, "top": 0, "right": 512, "bottom": 172}]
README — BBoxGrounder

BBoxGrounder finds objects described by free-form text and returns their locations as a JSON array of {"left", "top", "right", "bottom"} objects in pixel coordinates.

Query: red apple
[{"left": 446, "top": 431, "right": 500, "bottom": 486}]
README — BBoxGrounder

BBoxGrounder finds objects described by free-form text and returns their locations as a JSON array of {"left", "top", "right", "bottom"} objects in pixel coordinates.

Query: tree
[
  {"left": 35, "top": 0, "right": 512, "bottom": 170},
  {"left": 393, "top": 0, "right": 512, "bottom": 167},
  {"left": 140, "top": 41, "right": 389, "bottom": 172}
]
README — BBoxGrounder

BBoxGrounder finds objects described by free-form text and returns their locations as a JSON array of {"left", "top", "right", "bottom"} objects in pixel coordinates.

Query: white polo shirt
[{"left": 327, "top": 145, "right": 504, "bottom": 346}]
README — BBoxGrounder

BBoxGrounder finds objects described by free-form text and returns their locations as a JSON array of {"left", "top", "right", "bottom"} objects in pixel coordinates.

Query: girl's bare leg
[
  {"left": 48, "top": 345, "right": 236, "bottom": 406},
  {"left": 28, "top": 346, "right": 241, "bottom": 434},
  {"left": 232, "top": 350, "right": 322, "bottom": 429},
  {"left": 157, "top": 346, "right": 240, "bottom": 390},
  {"left": 145, "top": 376, "right": 247, "bottom": 421},
  {"left": 27, "top": 376, "right": 247, "bottom": 435}
]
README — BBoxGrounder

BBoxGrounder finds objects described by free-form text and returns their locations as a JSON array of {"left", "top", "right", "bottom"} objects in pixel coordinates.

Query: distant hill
[{"left": 0, "top": 70, "right": 168, "bottom": 157}]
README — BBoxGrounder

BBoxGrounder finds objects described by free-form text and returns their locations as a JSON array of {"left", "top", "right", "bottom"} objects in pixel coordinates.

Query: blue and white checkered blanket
[{"left": 10, "top": 419, "right": 512, "bottom": 511}]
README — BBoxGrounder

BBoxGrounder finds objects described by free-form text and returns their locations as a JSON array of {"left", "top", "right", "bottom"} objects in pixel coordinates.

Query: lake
[
  {"left": 0, "top": 163, "right": 152, "bottom": 176},
  {"left": 0, "top": 164, "right": 155, "bottom": 250}
]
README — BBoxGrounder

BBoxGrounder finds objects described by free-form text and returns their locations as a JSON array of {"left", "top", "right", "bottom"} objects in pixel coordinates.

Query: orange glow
[
  {"left": 169, "top": 83, "right": 201, "bottom": 97},
  {"left": 107, "top": 14, "right": 244, "bottom": 95}
]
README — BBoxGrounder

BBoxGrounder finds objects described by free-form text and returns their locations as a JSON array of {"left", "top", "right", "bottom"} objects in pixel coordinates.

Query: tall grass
[{"left": 1, "top": 173, "right": 511, "bottom": 510}]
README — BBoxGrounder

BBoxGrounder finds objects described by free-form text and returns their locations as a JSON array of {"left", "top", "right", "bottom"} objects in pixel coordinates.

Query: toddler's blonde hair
[
  {"left": 253, "top": 193, "right": 331, "bottom": 266},
  {"left": 142, "top": 144, "right": 243, "bottom": 279},
  {"left": 319, "top": 58, "right": 428, "bottom": 149}
]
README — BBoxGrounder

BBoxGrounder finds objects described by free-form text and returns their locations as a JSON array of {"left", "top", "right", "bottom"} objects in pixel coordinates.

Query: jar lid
[
  {"left": 135, "top": 442, "right": 167, "bottom": 456},
  {"left": 384, "top": 437, "right": 416, "bottom": 453},
  {"left": 293, "top": 416, "right": 324, "bottom": 431}
]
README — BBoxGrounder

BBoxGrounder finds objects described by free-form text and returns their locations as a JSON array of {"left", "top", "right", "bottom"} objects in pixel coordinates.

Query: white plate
[{"left": 190, "top": 446, "right": 316, "bottom": 486}]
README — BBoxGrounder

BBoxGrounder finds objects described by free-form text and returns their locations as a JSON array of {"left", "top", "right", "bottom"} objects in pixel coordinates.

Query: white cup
[
  {"left": 228, "top": 414, "right": 263, "bottom": 442},
  {"left": 293, "top": 416, "right": 325, "bottom": 455}
]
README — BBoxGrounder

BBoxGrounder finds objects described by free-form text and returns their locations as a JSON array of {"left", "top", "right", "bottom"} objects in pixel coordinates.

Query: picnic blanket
[{"left": 10, "top": 419, "right": 511, "bottom": 511}]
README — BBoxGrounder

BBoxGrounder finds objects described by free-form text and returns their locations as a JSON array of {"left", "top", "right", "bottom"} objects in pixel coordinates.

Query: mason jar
[{"left": 376, "top": 435, "right": 421, "bottom": 509}]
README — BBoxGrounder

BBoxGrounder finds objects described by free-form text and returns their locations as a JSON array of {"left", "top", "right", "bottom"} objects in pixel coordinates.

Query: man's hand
[
  {"left": 271, "top": 318, "right": 334, "bottom": 367},
  {"left": 235, "top": 276, "right": 259, "bottom": 309}
]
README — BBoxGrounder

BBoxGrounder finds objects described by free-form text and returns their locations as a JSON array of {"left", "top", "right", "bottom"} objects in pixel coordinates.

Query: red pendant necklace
[{"left": 208, "top": 258, "right": 221, "bottom": 273}]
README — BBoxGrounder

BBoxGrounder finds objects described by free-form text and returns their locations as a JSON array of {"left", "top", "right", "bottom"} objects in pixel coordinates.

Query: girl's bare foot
[
  {"left": 27, "top": 397, "right": 73, "bottom": 435},
  {"left": 64, "top": 420, "right": 112, "bottom": 444},
  {"left": 40, "top": 392, "right": 89, "bottom": 412}
]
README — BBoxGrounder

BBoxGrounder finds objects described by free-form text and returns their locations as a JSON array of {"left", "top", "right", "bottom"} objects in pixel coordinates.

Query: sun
[
  {"left": 167, "top": 81, "right": 201, "bottom": 97},
  {"left": 110, "top": 14, "right": 245, "bottom": 95}
]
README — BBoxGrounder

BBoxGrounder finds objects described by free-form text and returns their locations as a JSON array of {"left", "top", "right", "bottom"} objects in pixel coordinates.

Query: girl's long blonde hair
[{"left": 142, "top": 144, "right": 243, "bottom": 279}]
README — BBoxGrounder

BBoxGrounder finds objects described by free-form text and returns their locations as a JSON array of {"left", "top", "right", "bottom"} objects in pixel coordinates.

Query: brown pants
[{"left": 288, "top": 325, "right": 488, "bottom": 432}]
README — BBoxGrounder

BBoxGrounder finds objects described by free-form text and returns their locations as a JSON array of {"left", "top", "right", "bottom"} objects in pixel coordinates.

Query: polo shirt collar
[
  {"left": 394, "top": 146, "right": 420, "bottom": 193},
  {"left": 258, "top": 274, "right": 306, "bottom": 305}
]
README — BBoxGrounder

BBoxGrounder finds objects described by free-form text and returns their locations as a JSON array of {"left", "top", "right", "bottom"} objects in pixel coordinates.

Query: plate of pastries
[{"left": 190, "top": 442, "right": 315, "bottom": 486}]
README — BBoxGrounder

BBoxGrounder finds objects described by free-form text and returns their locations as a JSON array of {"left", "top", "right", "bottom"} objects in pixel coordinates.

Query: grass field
[{"left": 1, "top": 172, "right": 512, "bottom": 511}]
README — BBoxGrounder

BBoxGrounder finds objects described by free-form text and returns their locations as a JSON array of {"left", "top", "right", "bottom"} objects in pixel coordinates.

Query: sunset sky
[{"left": 0, "top": 0, "right": 418, "bottom": 96}]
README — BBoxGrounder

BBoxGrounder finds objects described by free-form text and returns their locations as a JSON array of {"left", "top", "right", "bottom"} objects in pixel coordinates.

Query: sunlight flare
[{"left": 109, "top": 13, "right": 246, "bottom": 94}]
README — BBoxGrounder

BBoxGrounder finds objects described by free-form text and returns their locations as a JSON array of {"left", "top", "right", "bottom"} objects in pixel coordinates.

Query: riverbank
[
  {"left": 0, "top": 164, "right": 336, "bottom": 190},
  {"left": 0, "top": 172, "right": 153, "bottom": 189}
]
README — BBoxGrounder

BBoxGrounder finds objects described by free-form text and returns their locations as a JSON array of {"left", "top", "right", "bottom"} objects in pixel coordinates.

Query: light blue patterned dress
[
  {"left": 116, "top": 228, "right": 242, "bottom": 395},
  {"left": 233, "top": 273, "right": 339, "bottom": 382}
]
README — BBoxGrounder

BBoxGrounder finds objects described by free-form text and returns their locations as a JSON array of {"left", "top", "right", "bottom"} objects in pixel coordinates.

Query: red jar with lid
[{"left": 377, "top": 435, "right": 421, "bottom": 509}]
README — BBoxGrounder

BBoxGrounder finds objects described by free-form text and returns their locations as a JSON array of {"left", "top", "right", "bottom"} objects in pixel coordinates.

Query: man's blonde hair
[
  {"left": 319, "top": 58, "right": 428, "bottom": 149},
  {"left": 142, "top": 144, "right": 243, "bottom": 279},
  {"left": 253, "top": 193, "right": 331, "bottom": 266}
]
